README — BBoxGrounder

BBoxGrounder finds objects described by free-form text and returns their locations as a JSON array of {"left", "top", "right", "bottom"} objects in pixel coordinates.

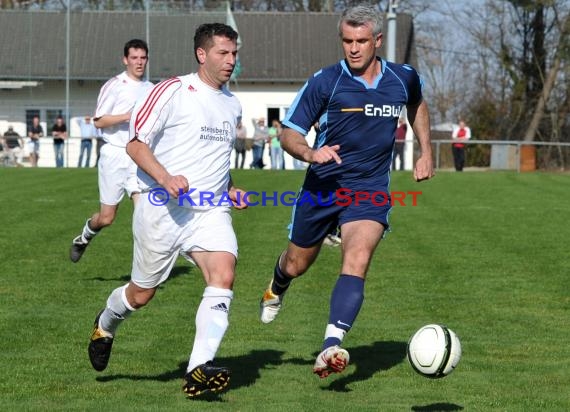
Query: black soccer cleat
[
  {"left": 182, "top": 362, "right": 231, "bottom": 398},
  {"left": 70, "top": 235, "right": 89, "bottom": 263},
  {"left": 88, "top": 310, "right": 114, "bottom": 372}
]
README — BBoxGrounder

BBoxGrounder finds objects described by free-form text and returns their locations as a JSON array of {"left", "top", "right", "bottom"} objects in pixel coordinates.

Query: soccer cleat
[
  {"left": 259, "top": 281, "right": 284, "bottom": 324},
  {"left": 70, "top": 235, "right": 89, "bottom": 263},
  {"left": 313, "top": 345, "right": 350, "bottom": 379},
  {"left": 88, "top": 310, "right": 114, "bottom": 372},
  {"left": 182, "top": 362, "right": 231, "bottom": 398},
  {"left": 323, "top": 233, "right": 342, "bottom": 247}
]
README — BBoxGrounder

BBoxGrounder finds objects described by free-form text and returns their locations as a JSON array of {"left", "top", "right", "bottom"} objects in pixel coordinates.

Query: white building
[{"left": 0, "top": 9, "right": 417, "bottom": 168}]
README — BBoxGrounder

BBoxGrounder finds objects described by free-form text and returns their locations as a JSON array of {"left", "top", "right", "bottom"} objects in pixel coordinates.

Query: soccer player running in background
[
  {"left": 259, "top": 5, "right": 435, "bottom": 379},
  {"left": 69, "top": 39, "right": 153, "bottom": 262},
  {"left": 87, "top": 23, "right": 248, "bottom": 399}
]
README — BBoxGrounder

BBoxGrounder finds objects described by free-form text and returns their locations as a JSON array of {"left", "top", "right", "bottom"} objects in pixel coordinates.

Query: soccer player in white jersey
[
  {"left": 69, "top": 39, "right": 153, "bottom": 263},
  {"left": 87, "top": 23, "right": 248, "bottom": 399}
]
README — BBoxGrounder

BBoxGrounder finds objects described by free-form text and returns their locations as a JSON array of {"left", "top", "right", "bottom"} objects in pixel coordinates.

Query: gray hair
[{"left": 337, "top": 5, "right": 383, "bottom": 37}]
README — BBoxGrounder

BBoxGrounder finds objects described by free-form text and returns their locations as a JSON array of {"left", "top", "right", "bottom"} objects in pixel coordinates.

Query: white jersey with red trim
[
  {"left": 130, "top": 73, "right": 242, "bottom": 208},
  {"left": 95, "top": 71, "right": 153, "bottom": 147}
]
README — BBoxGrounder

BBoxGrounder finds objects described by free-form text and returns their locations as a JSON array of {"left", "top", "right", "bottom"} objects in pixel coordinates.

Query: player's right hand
[
  {"left": 163, "top": 175, "right": 189, "bottom": 198},
  {"left": 310, "top": 145, "right": 341, "bottom": 165}
]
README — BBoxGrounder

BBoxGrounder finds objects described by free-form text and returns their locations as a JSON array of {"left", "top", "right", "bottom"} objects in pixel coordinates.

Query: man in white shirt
[
  {"left": 451, "top": 119, "right": 472, "bottom": 171},
  {"left": 86, "top": 23, "right": 249, "bottom": 399},
  {"left": 77, "top": 115, "right": 97, "bottom": 168},
  {"left": 70, "top": 39, "right": 153, "bottom": 262}
]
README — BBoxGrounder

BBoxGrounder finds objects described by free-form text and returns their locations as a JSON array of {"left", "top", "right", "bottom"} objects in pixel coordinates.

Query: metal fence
[
  {"left": 3, "top": 136, "right": 570, "bottom": 171},
  {"left": 426, "top": 139, "right": 570, "bottom": 172}
]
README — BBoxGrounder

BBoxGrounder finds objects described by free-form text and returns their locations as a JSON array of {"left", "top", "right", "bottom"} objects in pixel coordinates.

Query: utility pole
[
  {"left": 386, "top": 0, "right": 398, "bottom": 62},
  {"left": 146, "top": 0, "right": 150, "bottom": 80},
  {"left": 386, "top": 1, "right": 409, "bottom": 170}
]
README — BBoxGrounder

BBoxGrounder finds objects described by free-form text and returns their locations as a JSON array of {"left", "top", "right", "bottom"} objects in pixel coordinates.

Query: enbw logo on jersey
[{"left": 364, "top": 104, "right": 402, "bottom": 118}]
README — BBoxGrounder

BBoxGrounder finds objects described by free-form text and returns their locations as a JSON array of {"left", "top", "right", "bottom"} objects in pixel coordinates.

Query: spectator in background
[
  {"left": 268, "top": 119, "right": 283, "bottom": 170},
  {"left": 234, "top": 120, "right": 247, "bottom": 169},
  {"left": 392, "top": 117, "right": 407, "bottom": 171},
  {"left": 2, "top": 125, "right": 25, "bottom": 166},
  {"left": 451, "top": 119, "right": 471, "bottom": 172},
  {"left": 27, "top": 115, "right": 43, "bottom": 167},
  {"left": 52, "top": 116, "right": 67, "bottom": 168},
  {"left": 77, "top": 115, "right": 97, "bottom": 167},
  {"left": 292, "top": 155, "right": 307, "bottom": 170},
  {"left": 250, "top": 117, "right": 267, "bottom": 169},
  {"left": 292, "top": 121, "right": 319, "bottom": 171}
]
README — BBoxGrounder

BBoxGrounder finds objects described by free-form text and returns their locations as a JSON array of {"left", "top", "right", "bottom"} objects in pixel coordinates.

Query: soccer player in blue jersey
[{"left": 259, "top": 4, "right": 435, "bottom": 379}]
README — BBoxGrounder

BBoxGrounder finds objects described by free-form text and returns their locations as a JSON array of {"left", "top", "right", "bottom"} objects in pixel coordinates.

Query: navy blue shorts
[{"left": 288, "top": 188, "right": 391, "bottom": 247}]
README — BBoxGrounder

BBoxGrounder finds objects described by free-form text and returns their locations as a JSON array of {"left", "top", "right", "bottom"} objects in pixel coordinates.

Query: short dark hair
[
  {"left": 193, "top": 23, "right": 238, "bottom": 63},
  {"left": 124, "top": 39, "right": 149, "bottom": 58}
]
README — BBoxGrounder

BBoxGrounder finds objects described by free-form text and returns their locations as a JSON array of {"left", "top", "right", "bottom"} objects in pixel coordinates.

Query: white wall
[
  {"left": 233, "top": 89, "right": 315, "bottom": 170},
  {"left": 1, "top": 81, "right": 319, "bottom": 169}
]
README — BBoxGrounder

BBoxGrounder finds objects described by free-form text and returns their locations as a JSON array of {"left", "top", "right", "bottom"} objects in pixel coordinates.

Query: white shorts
[
  {"left": 8, "top": 147, "right": 24, "bottom": 163},
  {"left": 28, "top": 140, "right": 39, "bottom": 154},
  {"left": 98, "top": 144, "right": 140, "bottom": 205},
  {"left": 131, "top": 193, "right": 238, "bottom": 289}
]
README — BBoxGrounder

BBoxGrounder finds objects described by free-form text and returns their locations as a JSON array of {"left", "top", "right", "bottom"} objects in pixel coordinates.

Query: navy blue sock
[
  {"left": 323, "top": 274, "right": 364, "bottom": 350},
  {"left": 271, "top": 255, "right": 293, "bottom": 295}
]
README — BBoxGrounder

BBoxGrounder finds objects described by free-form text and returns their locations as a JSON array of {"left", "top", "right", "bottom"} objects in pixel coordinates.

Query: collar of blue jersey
[{"left": 340, "top": 57, "right": 385, "bottom": 89}]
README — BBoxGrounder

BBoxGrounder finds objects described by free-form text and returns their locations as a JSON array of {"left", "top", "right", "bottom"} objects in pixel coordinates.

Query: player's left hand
[
  {"left": 229, "top": 187, "right": 249, "bottom": 210},
  {"left": 310, "top": 145, "right": 342, "bottom": 165},
  {"left": 413, "top": 154, "right": 435, "bottom": 182}
]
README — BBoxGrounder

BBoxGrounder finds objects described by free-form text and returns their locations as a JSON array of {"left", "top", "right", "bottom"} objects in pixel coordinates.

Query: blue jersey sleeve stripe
[
  {"left": 283, "top": 120, "right": 308, "bottom": 136},
  {"left": 318, "top": 112, "right": 327, "bottom": 130},
  {"left": 316, "top": 129, "right": 327, "bottom": 148},
  {"left": 314, "top": 112, "right": 328, "bottom": 148},
  {"left": 283, "top": 81, "right": 310, "bottom": 135},
  {"left": 385, "top": 65, "right": 409, "bottom": 102}
]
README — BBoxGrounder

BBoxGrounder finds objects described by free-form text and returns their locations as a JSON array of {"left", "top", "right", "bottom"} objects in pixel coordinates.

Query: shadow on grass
[
  {"left": 95, "top": 349, "right": 286, "bottom": 402},
  {"left": 87, "top": 264, "right": 194, "bottom": 283},
  {"left": 93, "top": 341, "right": 404, "bottom": 397},
  {"left": 411, "top": 403, "right": 464, "bottom": 411},
  {"left": 316, "top": 340, "right": 408, "bottom": 392}
]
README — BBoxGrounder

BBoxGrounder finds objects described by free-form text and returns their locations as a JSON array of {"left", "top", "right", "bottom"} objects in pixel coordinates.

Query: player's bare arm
[
  {"left": 93, "top": 113, "right": 132, "bottom": 129},
  {"left": 281, "top": 127, "right": 342, "bottom": 165},
  {"left": 407, "top": 100, "right": 435, "bottom": 182},
  {"left": 126, "top": 138, "right": 189, "bottom": 198}
]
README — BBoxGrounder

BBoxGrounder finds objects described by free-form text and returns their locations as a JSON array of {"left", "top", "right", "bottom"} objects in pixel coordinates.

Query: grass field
[{"left": 0, "top": 168, "right": 568, "bottom": 411}]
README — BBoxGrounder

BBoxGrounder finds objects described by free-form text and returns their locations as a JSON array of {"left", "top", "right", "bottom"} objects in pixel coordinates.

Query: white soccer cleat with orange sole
[{"left": 313, "top": 345, "right": 350, "bottom": 378}]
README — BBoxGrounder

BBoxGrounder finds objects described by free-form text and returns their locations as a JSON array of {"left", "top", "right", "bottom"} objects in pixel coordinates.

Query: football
[{"left": 407, "top": 324, "right": 462, "bottom": 378}]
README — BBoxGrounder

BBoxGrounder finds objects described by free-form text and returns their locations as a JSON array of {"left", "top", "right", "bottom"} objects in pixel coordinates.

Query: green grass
[{"left": 0, "top": 168, "right": 568, "bottom": 411}]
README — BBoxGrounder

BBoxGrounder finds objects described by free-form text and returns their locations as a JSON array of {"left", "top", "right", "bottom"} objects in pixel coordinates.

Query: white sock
[
  {"left": 98, "top": 284, "right": 135, "bottom": 337},
  {"left": 324, "top": 324, "right": 347, "bottom": 344},
  {"left": 82, "top": 218, "right": 99, "bottom": 242},
  {"left": 187, "top": 287, "right": 233, "bottom": 372}
]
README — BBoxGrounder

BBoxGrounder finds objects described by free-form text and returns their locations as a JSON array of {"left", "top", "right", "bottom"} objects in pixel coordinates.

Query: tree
[{"left": 466, "top": 1, "right": 568, "bottom": 142}]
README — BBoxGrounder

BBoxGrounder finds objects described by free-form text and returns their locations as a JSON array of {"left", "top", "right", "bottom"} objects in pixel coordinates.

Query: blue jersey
[{"left": 284, "top": 58, "right": 423, "bottom": 191}]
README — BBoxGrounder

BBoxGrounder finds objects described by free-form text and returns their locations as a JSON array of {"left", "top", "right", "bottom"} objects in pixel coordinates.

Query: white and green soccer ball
[{"left": 407, "top": 324, "right": 462, "bottom": 378}]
